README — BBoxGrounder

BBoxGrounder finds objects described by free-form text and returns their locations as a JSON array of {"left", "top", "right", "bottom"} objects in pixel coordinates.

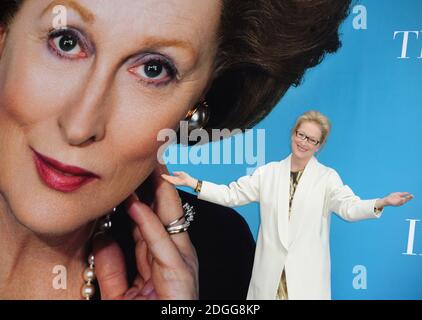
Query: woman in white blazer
[{"left": 161, "top": 110, "right": 413, "bottom": 300}]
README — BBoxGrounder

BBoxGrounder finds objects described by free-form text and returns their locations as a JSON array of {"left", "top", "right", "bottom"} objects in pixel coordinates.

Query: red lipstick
[{"left": 31, "top": 148, "right": 100, "bottom": 193}]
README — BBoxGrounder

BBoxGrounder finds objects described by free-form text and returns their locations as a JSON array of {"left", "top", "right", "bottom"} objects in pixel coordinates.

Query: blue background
[{"left": 168, "top": 0, "right": 422, "bottom": 299}]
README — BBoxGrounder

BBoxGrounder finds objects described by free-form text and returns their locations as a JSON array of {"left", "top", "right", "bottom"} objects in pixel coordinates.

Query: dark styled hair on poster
[{"left": 0, "top": 0, "right": 20, "bottom": 26}]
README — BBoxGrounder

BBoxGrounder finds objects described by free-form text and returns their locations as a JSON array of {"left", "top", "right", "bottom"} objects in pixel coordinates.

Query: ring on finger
[{"left": 165, "top": 202, "right": 195, "bottom": 235}]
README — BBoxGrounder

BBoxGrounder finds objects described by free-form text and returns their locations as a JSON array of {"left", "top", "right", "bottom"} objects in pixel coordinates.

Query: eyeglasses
[{"left": 295, "top": 130, "right": 320, "bottom": 146}]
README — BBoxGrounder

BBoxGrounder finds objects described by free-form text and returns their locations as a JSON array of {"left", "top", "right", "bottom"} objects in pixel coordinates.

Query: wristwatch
[
  {"left": 194, "top": 180, "right": 203, "bottom": 193},
  {"left": 374, "top": 206, "right": 382, "bottom": 214}
]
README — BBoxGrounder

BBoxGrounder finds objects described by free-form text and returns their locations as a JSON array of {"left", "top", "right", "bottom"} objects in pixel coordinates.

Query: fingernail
[
  {"left": 140, "top": 280, "right": 154, "bottom": 296},
  {"left": 125, "top": 193, "right": 140, "bottom": 211},
  {"left": 124, "top": 288, "right": 139, "bottom": 300},
  {"left": 131, "top": 192, "right": 140, "bottom": 201}
]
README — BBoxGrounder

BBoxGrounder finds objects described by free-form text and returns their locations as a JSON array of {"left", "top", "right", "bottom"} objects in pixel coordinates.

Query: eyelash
[
  {"left": 46, "top": 28, "right": 178, "bottom": 87},
  {"left": 129, "top": 55, "right": 178, "bottom": 87},
  {"left": 47, "top": 28, "right": 90, "bottom": 60}
]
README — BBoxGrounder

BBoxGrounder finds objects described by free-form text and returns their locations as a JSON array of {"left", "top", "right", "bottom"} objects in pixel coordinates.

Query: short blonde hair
[{"left": 291, "top": 110, "right": 331, "bottom": 146}]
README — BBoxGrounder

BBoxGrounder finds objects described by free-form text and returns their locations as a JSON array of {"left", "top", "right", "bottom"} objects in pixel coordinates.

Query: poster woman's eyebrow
[
  {"left": 140, "top": 37, "right": 197, "bottom": 59},
  {"left": 40, "top": 0, "right": 95, "bottom": 24}
]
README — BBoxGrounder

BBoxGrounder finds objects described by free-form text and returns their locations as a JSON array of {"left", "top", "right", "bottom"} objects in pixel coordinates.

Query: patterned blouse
[{"left": 276, "top": 169, "right": 304, "bottom": 300}]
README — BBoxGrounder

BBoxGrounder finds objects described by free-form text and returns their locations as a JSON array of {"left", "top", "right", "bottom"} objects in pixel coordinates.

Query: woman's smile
[
  {"left": 31, "top": 147, "right": 100, "bottom": 193},
  {"left": 297, "top": 144, "right": 308, "bottom": 152}
]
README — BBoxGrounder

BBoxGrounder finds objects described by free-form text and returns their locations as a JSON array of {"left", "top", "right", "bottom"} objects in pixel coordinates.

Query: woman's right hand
[
  {"left": 161, "top": 171, "right": 198, "bottom": 190},
  {"left": 93, "top": 164, "right": 199, "bottom": 300}
]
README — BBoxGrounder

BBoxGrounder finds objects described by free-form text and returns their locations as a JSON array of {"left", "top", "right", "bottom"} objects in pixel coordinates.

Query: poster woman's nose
[{"left": 57, "top": 74, "right": 111, "bottom": 146}]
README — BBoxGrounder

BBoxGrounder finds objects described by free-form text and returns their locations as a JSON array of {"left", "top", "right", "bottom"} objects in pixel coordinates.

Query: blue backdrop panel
[{"left": 168, "top": 0, "right": 422, "bottom": 299}]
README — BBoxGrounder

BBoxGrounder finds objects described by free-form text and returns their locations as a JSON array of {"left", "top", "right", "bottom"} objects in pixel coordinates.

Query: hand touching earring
[{"left": 93, "top": 164, "right": 198, "bottom": 300}]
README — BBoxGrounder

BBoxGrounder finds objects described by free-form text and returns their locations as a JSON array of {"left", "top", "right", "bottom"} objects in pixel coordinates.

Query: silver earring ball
[
  {"left": 187, "top": 101, "right": 209, "bottom": 131},
  {"left": 98, "top": 216, "right": 112, "bottom": 232},
  {"left": 88, "top": 254, "right": 95, "bottom": 266},
  {"left": 98, "top": 207, "right": 116, "bottom": 232}
]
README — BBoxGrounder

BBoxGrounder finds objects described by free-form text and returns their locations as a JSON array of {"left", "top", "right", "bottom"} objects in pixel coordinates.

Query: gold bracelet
[{"left": 194, "top": 180, "right": 202, "bottom": 193}]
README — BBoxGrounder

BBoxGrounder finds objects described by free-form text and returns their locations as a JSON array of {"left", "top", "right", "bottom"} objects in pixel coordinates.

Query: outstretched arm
[
  {"left": 327, "top": 170, "right": 413, "bottom": 221},
  {"left": 161, "top": 171, "right": 198, "bottom": 190},
  {"left": 161, "top": 167, "right": 263, "bottom": 208},
  {"left": 375, "top": 192, "right": 413, "bottom": 210}
]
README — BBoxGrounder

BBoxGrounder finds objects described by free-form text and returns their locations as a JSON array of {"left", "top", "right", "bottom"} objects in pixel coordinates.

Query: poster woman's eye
[
  {"left": 144, "top": 61, "right": 164, "bottom": 79},
  {"left": 128, "top": 55, "right": 177, "bottom": 86},
  {"left": 48, "top": 28, "right": 89, "bottom": 59}
]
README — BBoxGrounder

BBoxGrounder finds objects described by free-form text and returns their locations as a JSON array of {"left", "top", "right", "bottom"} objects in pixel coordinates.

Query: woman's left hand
[
  {"left": 93, "top": 163, "right": 198, "bottom": 300},
  {"left": 380, "top": 192, "right": 414, "bottom": 207}
]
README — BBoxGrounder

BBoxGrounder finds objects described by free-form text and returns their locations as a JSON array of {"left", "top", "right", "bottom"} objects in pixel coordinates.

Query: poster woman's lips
[{"left": 31, "top": 147, "right": 100, "bottom": 193}]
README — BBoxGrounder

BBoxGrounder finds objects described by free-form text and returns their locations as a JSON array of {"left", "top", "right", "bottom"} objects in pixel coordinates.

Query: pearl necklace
[
  {"left": 81, "top": 253, "right": 96, "bottom": 300},
  {"left": 81, "top": 208, "right": 115, "bottom": 300}
]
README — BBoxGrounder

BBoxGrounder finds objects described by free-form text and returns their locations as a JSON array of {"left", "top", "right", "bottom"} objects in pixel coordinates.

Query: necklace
[
  {"left": 81, "top": 253, "right": 96, "bottom": 300},
  {"left": 81, "top": 208, "right": 115, "bottom": 300}
]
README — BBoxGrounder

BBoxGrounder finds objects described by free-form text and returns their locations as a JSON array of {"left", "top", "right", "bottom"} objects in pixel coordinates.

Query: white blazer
[{"left": 197, "top": 154, "right": 383, "bottom": 300}]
